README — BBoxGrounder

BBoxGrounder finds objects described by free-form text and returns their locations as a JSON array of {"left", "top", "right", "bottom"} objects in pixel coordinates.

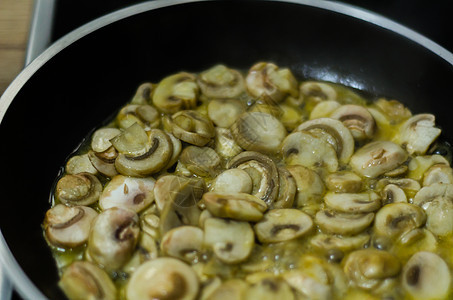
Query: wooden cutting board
[{"left": 0, "top": 0, "right": 34, "bottom": 96}]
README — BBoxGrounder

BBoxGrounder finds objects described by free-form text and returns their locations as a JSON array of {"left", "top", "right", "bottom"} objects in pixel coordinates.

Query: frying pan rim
[{"left": 0, "top": 0, "right": 452, "bottom": 299}]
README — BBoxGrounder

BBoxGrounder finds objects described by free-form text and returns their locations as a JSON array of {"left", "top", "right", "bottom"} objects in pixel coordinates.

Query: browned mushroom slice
[
  {"left": 87, "top": 207, "right": 140, "bottom": 270},
  {"left": 315, "top": 210, "right": 374, "bottom": 235},
  {"left": 272, "top": 167, "right": 296, "bottom": 209},
  {"left": 116, "top": 104, "right": 160, "bottom": 130},
  {"left": 231, "top": 112, "right": 287, "bottom": 154},
  {"left": 59, "top": 261, "right": 117, "bottom": 300},
  {"left": 114, "top": 128, "right": 173, "bottom": 177},
  {"left": 164, "top": 110, "right": 215, "bottom": 146},
  {"left": 88, "top": 147, "right": 118, "bottom": 178},
  {"left": 399, "top": 114, "right": 441, "bottom": 155},
  {"left": 152, "top": 72, "right": 199, "bottom": 114},
  {"left": 44, "top": 204, "right": 98, "bottom": 248},
  {"left": 330, "top": 104, "right": 376, "bottom": 141},
  {"left": 227, "top": 151, "right": 279, "bottom": 206},
  {"left": 324, "top": 191, "right": 381, "bottom": 213},
  {"left": 55, "top": 172, "right": 102, "bottom": 206},
  {"left": 130, "top": 82, "right": 154, "bottom": 105},
  {"left": 207, "top": 98, "right": 246, "bottom": 128},
  {"left": 245, "top": 62, "right": 298, "bottom": 103},
  {"left": 374, "top": 98, "right": 411, "bottom": 123},
  {"left": 198, "top": 64, "right": 245, "bottom": 98},
  {"left": 381, "top": 184, "right": 408, "bottom": 205},
  {"left": 179, "top": 146, "right": 223, "bottom": 177},
  {"left": 300, "top": 81, "right": 337, "bottom": 105}
]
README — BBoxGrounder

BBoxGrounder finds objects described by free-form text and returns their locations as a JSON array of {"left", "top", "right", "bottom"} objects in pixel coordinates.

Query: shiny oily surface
[{"left": 43, "top": 62, "right": 453, "bottom": 300}]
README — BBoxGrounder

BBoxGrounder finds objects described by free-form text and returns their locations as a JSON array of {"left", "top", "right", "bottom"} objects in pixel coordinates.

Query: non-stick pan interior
[{"left": 1, "top": 0, "right": 453, "bottom": 298}]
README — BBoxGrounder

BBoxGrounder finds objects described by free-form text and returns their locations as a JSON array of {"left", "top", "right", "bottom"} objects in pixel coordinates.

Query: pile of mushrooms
[{"left": 43, "top": 62, "right": 453, "bottom": 300}]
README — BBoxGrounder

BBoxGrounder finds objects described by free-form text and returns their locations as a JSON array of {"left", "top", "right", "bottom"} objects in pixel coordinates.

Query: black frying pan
[{"left": 1, "top": 0, "right": 453, "bottom": 299}]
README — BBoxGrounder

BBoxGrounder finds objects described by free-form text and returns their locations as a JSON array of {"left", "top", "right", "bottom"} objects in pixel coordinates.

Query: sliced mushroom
[
  {"left": 245, "top": 277, "right": 295, "bottom": 300},
  {"left": 231, "top": 111, "right": 287, "bottom": 154},
  {"left": 310, "top": 232, "right": 370, "bottom": 253},
  {"left": 203, "top": 192, "right": 267, "bottom": 222},
  {"left": 197, "top": 64, "right": 245, "bottom": 98},
  {"left": 254, "top": 209, "right": 313, "bottom": 243},
  {"left": 126, "top": 257, "right": 199, "bottom": 300},
  {"left": 122, "top": 232, "right": 159, "bottom": 274},
  {"left": 114, "top": 128, "right": 173, "bottom": 177},
  {"left": 87, "top": 207, "right": 140, "bottom": 270},
  {"left": 323, "top": 191, "right": 381, "bottom": 213},
  {"left": 65, "top": 154, "right": 98, "bottom": 175},
  {"left": 399, "top": 114, "right": 441, "bottom": 155},
  {"left": 91, "top": 128, "right": 122, "bottom": 153},
  {"left": 88, "top": 148, "right": 118, "bottom": 178},
  {"left": 211, "top": 169, "right": 253, "bottom": 194},
  {"left": 402, "top": 251, "right": 451, "bottom": 300},
  {"left": 245, "top": 62, "right": 298, "bottom": 103},
  {"left": 286, "top": 165, "right": 325, "bottom": 210},
  {"left": 381, "top": 184, "right": 408, "bottom": 205},
  {"left": 161, "top": 226, "right": 204, "bottom": 263},
  {"left": 214, "top": 127, "right": 243, "bottom": 159},
  {"left": 309, "top": 100, "right": 341, "bottom": 120},
  {"left": 272, "top": 167, "right": 296, "bottom": 209},
  {"left": 204, "top": 218, "right": 254, "bottom": 264},
  {"left": 163, "top": 132, "right": 182, "bottom": 170},
  {"left": 44, "top": 204, "right": 98, "bottom": 248},
  {"left": 59, "top": 261, "right": 116, "bottom": 300},
  {"left": 325, "top": 171, "right": 362, "bottom": 193},
  {"left": 407, "top": 154, "right": 450, "bottom": 181},
  {"left": 130, "top": 82, "right": 154, "bottom": 105},
  {"left": 330, "top": 104, "right": 376, "bottom": 141},
  {"left": 164, "top": 110, "right": 215, "bottom": 146},
  {"left": 248, "top": 103, "right": 283, "bottom": 118},
  {"left": 206, "top": 279, "right": 249, "bottom": 300},
  {"left": 140, "top": 212, "right": 160, "bottom": 240},
  {"left": 422, "top": 163, "right": 453, "bottom": 186},
  {"left": 207, "top": 99, "right": 246, "bottom": 128},
  {"left": 300, "top": 81, "right": 337, "bottom": 105},
  {"left": 152, "top": 72, "right": 199, "bottom": 114},
  {"left": 116, "top": 104, "right": 160, "bottom": 130},
  {"left": 315, "top": 210, "right": 374, "bottom": 235},
  {"left": 279, "top": 104, "right": 303, "bottom": 131},
  {"left": 413, "top": 182, "right": 453, "bottom": 208},
  {"left": 373, "top": 203, "right": 426, "bottom": 239},
  {"left": 374, "top": 98, "right": 411, "bottom": 123},
  {"left": 350, "top": 141, "right": 408, "bottom": 178},
  {"left": 179, "top": 146, "right": 222, "bottom": 177},
  {"left": 99, "top": 175, "right": 155, "bottom": 213},
  {"left": 343, "top": 249, "right": 400, "bottom": 290},
  {"left": 295, "top": 117, "right": 355, "bottom": 164},
  {"left": 282, "top": 270, "right": 331, "bottom": 300},
  {"left": 376, "top": 178, "right": 421, "bottom": 199},
  {"left": 55, "top": 172, "right": 102, "bottom": 206}
]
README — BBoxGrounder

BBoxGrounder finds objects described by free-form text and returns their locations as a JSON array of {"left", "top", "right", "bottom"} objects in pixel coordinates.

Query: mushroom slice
[
  {"left": 309, "top": 100, "right": 341, "bottom": 120},
  {"left": 204, "top": 218, "right": 254, "bottom": 264},
  {"left": 300, "top": 81, "right": 337, "bottom": 104},
  {"left": 110, "top": 122, "right": 149, "bottom": 156},
  {"left": 197, "top": 64, "right": 245, "bottom": 98},
  {"left": 154, "top": 175, "right": 206, "bottom": 211},
  {"left": 207, "top": 98, "right": 245, "bottom": 128},
  {"left": 295, "top": 117, "right": 355, "bottom": 164},
  {"left": 115, "top": 128, "right": 172, "bottom": 177},
  {"left": 272, "top": 167, "right": 296, "bottom": 209},
  {"left": 350, "top": 141, "right": 408, "bottom": 178},
  {"left": 330, "top": 104, "right": 376, "bottom": 141},
  {"left": 163, "top": 132, "right": 182, "bottom": 170},
  {"left": 413, "top": 182, "right": 453, "bottom": 207},
  {"left": 99, "top": 175, "right": 155, "bottom": 213},
  {"left": 408, "top": 154, "right": 450, "bottom": 181},
  {"left": 179, "top": 146, "right": 222, "bottom": 177},
  {"left": 116, "top": 104, "right": 160, "bottom": 130},
  {"left": 164, "top": 110, "right": 215, "bottom": 146},
  {"left": 376, "top": 178, "right": 421, "bottom": 198},
  {"left": 245, "top": 277, "right": 295, "bottom": 300},
  {"left": 91, "top": 128, "right": 121, "bottom": 153},
  {"left": 122, "top": 232, "right": 159, "bottom": 274},
  {"left": 245, "top": 62, "right": 298, "bottom": 103},
  {"left": 55, "top": 172, "right": 102, "bottom": 206},
  {"left": 402, "top": 251, "right": 451, "bottom": 300},
  {"left": 203, "top": 192, "right": 267, "bottom": 222},
  {"left": 44, "top": 204, "right": 98, "bottom": 248},
  {"left": 373, "top": 203, "right": 426, "bottom": 239},
  {"left": 281, "top": 131, "right": 338, "bottom": 173},
  {"left": 87, "top": 207, "right": 140, "bottom": 270},
  {"left": 287, "top": 165, "right": 325, "bottom": 210},
  {"left": 310, "top": 233, "right": 370, "bottom": 253},
  {"left": 254, "top": 209, "right": 313, "bottom": 243},
  {"left": 88, "top": 148, "right": 118, "bottom": 178},
  {"left": 279, "top": 104, "right": 303, "bottom": 131},
  {"left": 227, "top": 151, "right": 279, "bottom": 206},
  {"left": 126, "top": 257, "right": 199, "bottom": 300},
  {"left": 282, "top": 270, "right": 331, "bottom": 300},
  {"left": 59, "top": 261, "right": 116, "bottom": 300},
  {"left": 152, "top": 72, "right": 199, "bottom": 114},
  {"left": 65, "top": 154, "right": 98, "bottom": 175},
  {"left": 374, "top": 98, "right": 411, "bottom": 123},
  {"left": 323, "top": 191, "right": 381, "bottom": 213},
  {"left": 211, "top": 169, "right": 253, "bottom": 194},
  {"left": 325, "top": 171, "right": 362, "bottom": 193},
  {"left": 214, "top": 127, "right": 243, "bottom": 159},
  {"left": 206, "top": 279, "right": 249, "bottom": 300},
  {"left": 130, "top": 82, "right": 154, "bottom": 105},
  {"left": 381, "top": 184, "right": 408, "bottom": 205},
  {"left": 422, "top": 163, "right": 453, "bottom": 186},
  {"left": 231, "top": 112, "right": 287, "bottom": 154},
  {"left": 315, "top": 210, "right": 374, "bottom": 235},
  {"left": 399, "top": 114, "right": 441, "bottom": 155},
  {"left": 343, "top": 249, "right": 400, "bottom": 290},
  {"left": 161, "top": 226, "right": 204, "bottom": 263}
]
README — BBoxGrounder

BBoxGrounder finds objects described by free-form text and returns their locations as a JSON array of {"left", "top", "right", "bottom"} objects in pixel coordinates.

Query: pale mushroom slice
[
  {"left": 59, "top": 261, "right": 116, "bottom": 300},
  {"left": 205, "top": 279, "right": 249, "bottom": 300},
  {"left": 315, "top": 210, "right": 374, "bottom": 235},
  {"left": 130, "top": 82, "right": 154, "bottom": 105},
  {"left": 87, "top": 207, "right": 140, "bottom": 270},
  {"left": 227, "top": 151, "right": 279, "bottom": 206},
  {"left": 245, "top": 62, "right": 298, "bottom": 103},
  {"left": 309, "top": 100, "right": 341, "bottom": 120},
  {"left": 122, "top": 232, "right": 159, "bottom": 274},
  {"left": 413, "top": 182, "right": 453, "bottom": 207},
  {"left": 152, "top": 72, "right": 199, "bottom": 114},
  {"left": 55, "top": 172, "right": 102, "bottom": 206},
  {"left": 376, "top": 178, "right": 421, "bottom": 199},
  {"left": 254, "top": 209, "right": 313, "bottom": 243},
  {"left": 282, "top": 270, "right": 332, "bottom": 300},
  {"left": 161, "top": 226, "right": 204, "bottom": 263},
  {"left": 399, "top": 114, "right": 441, "bottom": 155},
  {"left": 350, "top": 141, "right": 408, "bottom": 178},
  {"left": 164, "top": 110, "right": 215, "bottom": 146},
  {"left": 330, "top": 104, "right": 376, "bottom": 141},
  {"left": 207, "top": 98, "right": 246, "bottom": 128},
  {"left": 287, "top": 165, "right": 325, "bottom": 211},
  {"left": 179, "top": 146, "right": 222, "bottom": 177},
  {"left": 65, "top": 154, "right": 98, "bottom": 175},
  {"left": 203, "top": 192, "right": 267, "bottom": 222},
  {"left": 310, "top": 232, "right": 370, "bottom": 253},
  {"left": 279, "top": 104, "right": 303, "bottom": 131},
  {"left": 204, "top": 218, "right": 254, "bottom": 264},
  {"left": 126, "top": 257, "right": 199, "bottom": 300},
  {"left": 374, "top": 98, "right": 412, "bottom": 123},
  {"left": 343, "top": 249, "right": 401, "bottom": 291},
  {"left": 299, "top": 81, "right": 337, "bottom": 105},
  {"left": 296, "top": 117, "right": 355, "bottom": 164},
  {"left": 211, "top": 169, "right": 253, "bottom": 194},
  {"left": 99, "top": 175, "right": 155, "bottom": 213},
  {"left": 402, "top": 251, "right": 451, "bottom": 300},
  {"left": 114, "top": 128, "right": 173, "bottom": 177},
  {"left": 116, "top": 104, "right": 160, "bottom": 130},
  {"left": 422, "top": 163, "right": 453, "bottom": 186},
  {"left": 381, "top": 184, "right": 408, "bottom": 205},
  {"left": 407, "top": 154, "right": 450, "bottom": 181},
  {"left": 272, "top": 167, "right": 296, "bottom": 209},
  {"left": 214, "top": 127, "right": 243, "bottom": 159},
  {"left": 231, "top": 111, "right": 287, "bottom": 154},
  {"left": 44, "top": 204, "right": 98, "bottom": 248},
  {"left": 325, "top": 171, "right": 362, "bottom": 193},
  {"left": 91, "top": 127, "right": 122, "bottom": 153},
  {"left": 245, "top": 277, "right": 295, "bottom": 300},
  {"left": 323, "top": 191, "right": 381, "bottom": 213},
  {"left": 197, "top": 64, "right": 245, "bottom": 98},
  {"left": 88, "top": 148, "right": 118, "bottom": 178}
]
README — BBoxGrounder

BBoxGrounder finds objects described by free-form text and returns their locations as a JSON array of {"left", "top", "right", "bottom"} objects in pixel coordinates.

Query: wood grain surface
[{"left": 0, "top": 0, "right": 34, "bottom": 96}]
